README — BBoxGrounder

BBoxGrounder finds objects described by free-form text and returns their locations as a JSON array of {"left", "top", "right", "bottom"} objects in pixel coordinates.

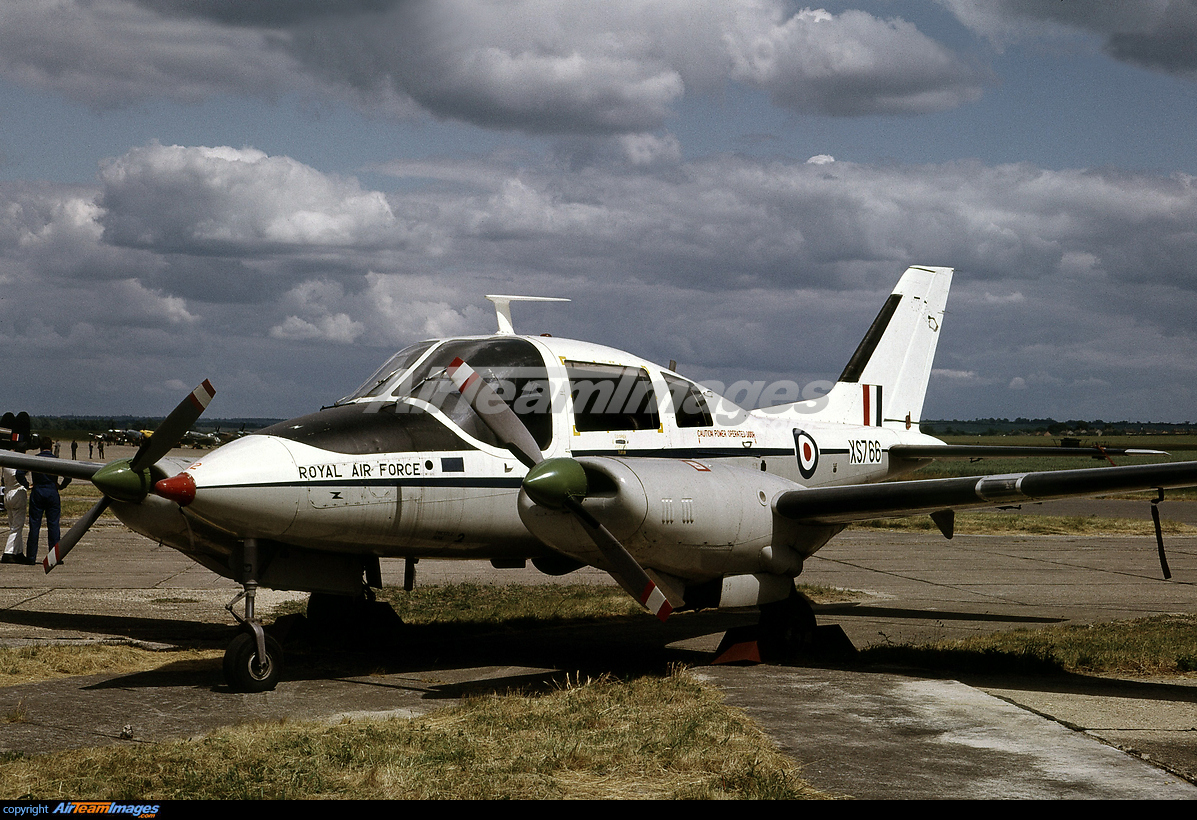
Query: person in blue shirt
[{"left": 16, "top": 437, "right": 70, "bottom": 565}]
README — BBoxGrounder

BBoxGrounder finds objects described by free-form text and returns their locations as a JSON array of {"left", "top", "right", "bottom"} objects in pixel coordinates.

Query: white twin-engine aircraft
[{"left": 5, "top": 266, "right": 1197, "bottom": 691}]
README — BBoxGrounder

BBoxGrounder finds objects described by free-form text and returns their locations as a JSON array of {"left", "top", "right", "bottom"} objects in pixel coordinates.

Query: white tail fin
[{"left": 767, "top": 266, "right": 952, "bottom": 430}]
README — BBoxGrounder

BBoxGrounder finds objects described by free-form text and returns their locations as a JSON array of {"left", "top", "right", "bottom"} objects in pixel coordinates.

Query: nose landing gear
[
  {"left": 223, "top": 630, "right": 282, "bottom": 693},
  {"left": 223, "top": 538, "right": 283, "bottom": 692}
]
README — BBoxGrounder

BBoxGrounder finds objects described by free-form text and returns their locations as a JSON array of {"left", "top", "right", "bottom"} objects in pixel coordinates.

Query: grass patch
[
  {"left": 0, "top": 666, "right": 832, "bottom": 800},
  {"left": 861, "top": 613, "right": 1197, "bottom": 677},
  {"left": 380, "top": 582, "right": 644, "bottom": 625},
  {"left": 54, "top": 484, "right": 117, "bottom": 520},
  {"left": 849, "top": 512, "right": 1197, "bottom": 536},
  {"left": 0, "top": 645, "right": 220, "bottom": 688},
  {"left": 276, "top": 581, "right": 852, "bottom": 625}
]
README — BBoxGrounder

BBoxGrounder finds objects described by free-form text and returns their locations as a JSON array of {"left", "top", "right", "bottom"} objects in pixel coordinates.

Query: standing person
[
  {"left": 53, "top": 441, "right": 60, "bottom": 458},
  {"left": 88, "top": 440, "right": 93, "bottom": 459},
  {"left": 19, "top": 437, "right": 69, "bottom": 565},
  {"left": 98, "top": 440, "right": 104, "bottom": 460},
  {"left": 1, "top": 447, "right": 27, "bottom": 564},
  {"left": 71, "top": 440, "right": 78, "bottom": 460}
]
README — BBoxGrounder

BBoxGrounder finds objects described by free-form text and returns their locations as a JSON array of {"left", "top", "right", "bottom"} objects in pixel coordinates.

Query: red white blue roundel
[{"left": 793, "top": 428, "right": 819, "bottom": 479}]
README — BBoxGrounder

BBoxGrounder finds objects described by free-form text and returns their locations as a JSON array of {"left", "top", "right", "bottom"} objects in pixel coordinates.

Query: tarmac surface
[{"left": 2, "top": 485, "right": 1197, "bottom": 798}]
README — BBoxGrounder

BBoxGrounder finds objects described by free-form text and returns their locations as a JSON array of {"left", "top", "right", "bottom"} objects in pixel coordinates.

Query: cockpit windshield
[
  {"left": 339, "top": 341, "right": 436, "bottom": 404},
  {"left": 339, "top": 337, "right": 553, "bottom": 451}
]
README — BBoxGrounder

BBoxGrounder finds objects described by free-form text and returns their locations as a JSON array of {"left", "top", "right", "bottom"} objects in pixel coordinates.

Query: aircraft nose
[
  {"left": 177, "top": 434, "right": 301, "bottom": 537},
  {"left": 154, "top": 472, "right": 196, "bottom": 506}
]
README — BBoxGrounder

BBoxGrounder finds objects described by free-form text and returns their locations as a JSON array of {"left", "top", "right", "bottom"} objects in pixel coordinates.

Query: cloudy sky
[{"left": 2, "top": 0, "right": 1196, "bottom": 423}]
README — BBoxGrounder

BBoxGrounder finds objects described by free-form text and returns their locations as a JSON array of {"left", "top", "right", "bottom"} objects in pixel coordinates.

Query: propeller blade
[
  {"left": 446, "top": 358, "right": 542, "bottom": 468},
  {"left": 0, "top": 451, "right": 101, "bottom": 483},
  {"left": 129, "top": 380, "right": 216, "bottom": 472},
  {"left": 563, "top": 497, "right": 673, "bottom": 621},
  {"left": 447, "top": 356, "right": 670, "bottom": 621},
  {"left": 43, "top": 497, "right": 110, "bottom": 573},
  {"left": 22, "top": 380, "right": 214, "bottom": 575}
]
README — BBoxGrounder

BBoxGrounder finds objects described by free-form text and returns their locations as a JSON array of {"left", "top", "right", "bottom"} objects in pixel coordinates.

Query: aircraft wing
[
  {"left": 889, "top": 444, "right": 1167, "bottom": 460},
  {"left": 774, "top": 460, "right": 1197, "bottom": 525}
]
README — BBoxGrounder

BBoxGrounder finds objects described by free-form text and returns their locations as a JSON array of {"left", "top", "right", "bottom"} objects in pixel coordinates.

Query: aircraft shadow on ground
[
  {"left": 76, "top": 608, "right": 753, "bottom": 692},
  {"left": 27, "top": 603, "right": 1196, "bottom": 709},
  {"left": 819, "top": 603, "right": 1066, "bottom": 626},
  {"left": 0, "top": 607, "right": 234, "bottom": 644}
]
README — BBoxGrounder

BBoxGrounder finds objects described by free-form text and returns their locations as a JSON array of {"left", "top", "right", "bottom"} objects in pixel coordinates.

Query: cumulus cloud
[
  {"left": 0, "top": 1, "right": 990, "bottom": 134},
  {"left": 97, "top": 143, "right": 402, "bottom": 253},
  {"left": 938, "top": 0, "right": 1197, "bottom": 80},
  {"left": 725, "top": 7, "right": 988, "bottom": 115},
  {"left": 981, "top": 291, "right": 1026, "bottom": 304},
  {"left": 0, "top": 0, "right": 307, "bottom": 108},
  {"left": 269, "top": 313, "right": 364, "bottom": 344},
  {"left": 4, "top": 142, "right": 1197, "bottom": 419}
]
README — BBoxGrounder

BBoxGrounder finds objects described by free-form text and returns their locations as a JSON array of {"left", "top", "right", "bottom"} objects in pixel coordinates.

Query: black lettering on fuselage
[{"left": 848, "top": 440, "right": 883, "bottom": 465}]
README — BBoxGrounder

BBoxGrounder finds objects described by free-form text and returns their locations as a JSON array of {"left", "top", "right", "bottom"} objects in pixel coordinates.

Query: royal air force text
[{"left": 298, "top": 461, "right": 424, "bottom": 480}]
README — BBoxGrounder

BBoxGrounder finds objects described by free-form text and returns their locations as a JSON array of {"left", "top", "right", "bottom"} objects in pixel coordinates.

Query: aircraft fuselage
[{"left": 117, "top": 332, "right": 940, "bottom": 591}]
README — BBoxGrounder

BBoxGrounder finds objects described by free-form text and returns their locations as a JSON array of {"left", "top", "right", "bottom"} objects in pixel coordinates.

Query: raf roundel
[{"left": 793, "top": 428, "right": 819, "bottom": 480}]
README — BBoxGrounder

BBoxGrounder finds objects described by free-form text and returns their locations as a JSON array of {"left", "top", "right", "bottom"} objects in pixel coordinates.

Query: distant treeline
[
  {"left": 923, "top": 418, "right": 1197, "bottom": 436},
  {"left": 19, "top": 414, "right": 1196, "bottom": 438},
  {"left": 22, "top": 416, "right": 283, "bottom": 434}
]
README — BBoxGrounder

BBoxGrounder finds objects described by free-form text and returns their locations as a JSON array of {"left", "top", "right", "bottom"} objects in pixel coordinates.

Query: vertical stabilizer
[{"left": 768, "top": 266, "right": 952, "bottom": 430}]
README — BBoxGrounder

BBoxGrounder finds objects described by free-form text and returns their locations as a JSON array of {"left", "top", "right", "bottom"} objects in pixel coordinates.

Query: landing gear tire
[
  {"left": 757, "top": 588, "right": 817, "bottom": 661},
  {"left": 224, "top": 632, "right": 283, "bottom": 693},
  {"left": 304, "top": 591, "right": 404, "bottom": 648}
]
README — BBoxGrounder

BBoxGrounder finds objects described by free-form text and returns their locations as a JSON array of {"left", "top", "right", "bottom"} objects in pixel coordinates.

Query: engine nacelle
[{"left": 518, "top": 456, "right": 811, "bottom": 582}]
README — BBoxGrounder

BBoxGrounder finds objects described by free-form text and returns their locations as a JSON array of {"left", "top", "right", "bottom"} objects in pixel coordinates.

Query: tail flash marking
[{"left": 862, "top": 384, "right": 882, "bottom": 426}]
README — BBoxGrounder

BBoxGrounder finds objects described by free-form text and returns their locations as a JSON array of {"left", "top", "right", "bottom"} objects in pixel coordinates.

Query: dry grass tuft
[
  {"left": 0, "top": 666, "right": 832, "bottom": 800},
  {"left": 0, "top": 645, "right": 219, "bottom": 688},
  {"left": 863, "top": 613, "right": 1197, "bottom": 677}
]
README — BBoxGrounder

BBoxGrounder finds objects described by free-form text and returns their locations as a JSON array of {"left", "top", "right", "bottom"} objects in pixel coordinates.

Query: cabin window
[
  {"left": 663, "top": 374, "right": 713, "bottom": 428},
  {"left": 566, "top": 361, "right": 661, "bottom": 432}
]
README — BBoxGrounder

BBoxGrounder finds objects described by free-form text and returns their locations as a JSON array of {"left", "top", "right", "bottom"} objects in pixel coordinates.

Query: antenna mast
[{"left": 484, "top": 295, "right": 570, "bottom": 335}]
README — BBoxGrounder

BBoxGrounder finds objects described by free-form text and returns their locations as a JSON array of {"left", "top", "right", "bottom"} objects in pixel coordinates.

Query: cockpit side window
[
  {"left": 391, "top": 338, "right": 553, "bottom": 450},
  {"left": 339, "top": 341, "right": 435, "bottom": 404},
  {"left": 663, "top": 374, "right": 714, "bottom": 428},
  {"left": 566, "top": 361, "right": 661, "bottom": 432}
]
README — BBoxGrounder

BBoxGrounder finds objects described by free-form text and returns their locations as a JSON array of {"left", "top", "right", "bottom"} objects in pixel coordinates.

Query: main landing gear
[
  {"left": 757, "top": 587, "right": 819, "bottom": 658},
  {"left": 714, "top": 586, "right": 855, "bottom": 665},
  {"left": 223, "top": 538, "right": 283, "bottom": 693}
]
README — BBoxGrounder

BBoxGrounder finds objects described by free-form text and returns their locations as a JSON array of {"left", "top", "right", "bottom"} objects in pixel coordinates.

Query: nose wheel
[
  {"left": 223, "top": 538, "right": 283, "bottom": 692},
  {"left": 223, "top": 631, "right": 282, "bottom": 693}
]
